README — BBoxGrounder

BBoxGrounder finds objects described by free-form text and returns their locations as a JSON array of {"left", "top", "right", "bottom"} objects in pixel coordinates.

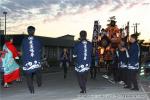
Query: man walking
[
  {"left": 60, "top": 48, "right": 70, "bottom": 79},
  {"left": 22, "top": 26, "right": 42, "bottom": 94},
  {"left": 73, "top": 30, "right": 92, "bottom": 93}
]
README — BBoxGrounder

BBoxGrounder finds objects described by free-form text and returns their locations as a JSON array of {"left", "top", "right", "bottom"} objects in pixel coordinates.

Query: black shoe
[
  {"left": 37, "top": 82, "right": 42, "bottom": 87},
  {"left": 32, "top": 90, "right": 35, "bottom": 94},
  {"left": 31, "top": 91, "right": 35, "bottom": 94},
  {"left": 80, "top": 90, "right": 86, "bottom": 93},
  {"left": 29, "top": 88, "right": 35, "bottom": 94},
  {"left": 80, "top": 90, "right": 84, "bottom": 93},
  {"left": 64, "top": 75, "right": 67, "bottom": 79},
  {"left": 130, "top": 88, "right": 139, "bottom": 91},
  {"left": 38, "top": 84, "right": 42, "bottom": 87},
  {"left": 30, "top": 90, "right": 35, "bottom": 94}
]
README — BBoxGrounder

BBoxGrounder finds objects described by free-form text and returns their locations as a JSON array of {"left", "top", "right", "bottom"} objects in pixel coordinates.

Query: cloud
[
  {"left": 142, "top": 0, "right": 150, "bottom": 6},
  {"left": 142, "top": 3, "right": 150, "bottom": 5},
  {"left": 0, "top": 0, "right": 139, "bottom": 18},
  {"left": 0, "top": 0, "right": 147, "bottom": 31}
]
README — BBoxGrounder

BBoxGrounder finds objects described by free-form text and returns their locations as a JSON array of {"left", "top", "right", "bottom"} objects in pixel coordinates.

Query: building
[
  {"left": 0, "top": 30, "right": 4, "bottom": 35},
  {"left": 0, "top": 34, "right": 75, "bottom": 69}
]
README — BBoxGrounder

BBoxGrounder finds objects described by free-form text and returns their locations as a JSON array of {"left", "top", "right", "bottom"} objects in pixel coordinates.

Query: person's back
[
  {"left": 73, "top": 30, "right": 92, "bottom": 93},
  {"left": 22, "top": 36, "right": 42, "bottom": 72},
  {"left": 21, "top": 26, "right": 42, "bottom": 94},
  {"left": 74, "top": 40, "right": 92, "bottom": 72}
]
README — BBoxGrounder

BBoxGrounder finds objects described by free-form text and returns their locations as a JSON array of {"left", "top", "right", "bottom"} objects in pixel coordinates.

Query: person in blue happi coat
[
  {"left": 73, "top": 30, "right": 92, "bottom": 93},
  {"left": 116, "top": 38, "right": 129, "bottom": 86},
  {"left": 124, "top": 34, "right": 140, "bottom": 91},
  {"left": 22, "top": 26, "right": 43, "bottom": 94}
]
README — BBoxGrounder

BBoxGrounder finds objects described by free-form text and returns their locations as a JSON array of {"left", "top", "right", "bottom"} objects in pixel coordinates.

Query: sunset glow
[{"left": 0, "top": 0, "right": 150, "bottom": 41}]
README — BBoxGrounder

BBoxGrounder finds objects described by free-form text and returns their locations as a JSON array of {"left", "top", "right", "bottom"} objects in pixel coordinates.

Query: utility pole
[
  {"left": 127, "top": 22, "right": 129, "bottom": 37},
  {"left": 3, "top": 11, "right": 7, "bottom": 38},
  {"left": 133, "top": 23, "right": 140, "bottom": 34},
  {"left": 126, "top": 21, "right": 130, "bottom": 48},
  {"left": 0, "top": 18, "right": 1, "bottom": 30}
]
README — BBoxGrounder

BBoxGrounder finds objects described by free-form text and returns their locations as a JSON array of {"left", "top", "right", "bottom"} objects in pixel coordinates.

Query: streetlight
[
  {"left": 3, "top": 11, "right": 7, "bottom": 38},
  {"left": 0, "top": 18, "right": 1, "bottom": 30}
]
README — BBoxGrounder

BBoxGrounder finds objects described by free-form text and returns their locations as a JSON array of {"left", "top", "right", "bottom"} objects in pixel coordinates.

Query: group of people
[
  {"left": 101, "top": 34, "right": 140, "bottom": 91},
  {"left": 60, "top": 28, "right": 140, "bottom": 93},
  {"left": 0, "top": 25, "right": 140, "bottom": 94},
  {"left": 90, "top": 18, "right": 141, "bottom": 91},
  {"left": 117, "top": 34, "right": 140, "bottom": 91},
  {"left": 0, "top": 26, "right": 42, "bottom": 94}
]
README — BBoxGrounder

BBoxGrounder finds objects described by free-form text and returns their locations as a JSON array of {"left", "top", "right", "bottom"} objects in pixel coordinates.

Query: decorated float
[{"left": 92, "top": 16, "right": 129, "bottom": 68}]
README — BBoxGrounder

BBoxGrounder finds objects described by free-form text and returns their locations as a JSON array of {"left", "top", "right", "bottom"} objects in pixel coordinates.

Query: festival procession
[
  {"left": 0, "top": 16, "right": 149, "bottom": 92},
  {"left": 0, "top": 0, "right": 150, "bottom": 100}
]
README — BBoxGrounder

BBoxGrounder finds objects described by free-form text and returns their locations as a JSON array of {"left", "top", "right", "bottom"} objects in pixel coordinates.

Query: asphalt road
[{"left": 1, "top": 71, "right": 150, "bottom": 100}]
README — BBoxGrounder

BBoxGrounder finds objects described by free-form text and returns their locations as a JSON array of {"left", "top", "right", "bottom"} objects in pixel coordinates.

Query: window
[{"left": 49, "top": 47, "right": 57, "bottom": 58}]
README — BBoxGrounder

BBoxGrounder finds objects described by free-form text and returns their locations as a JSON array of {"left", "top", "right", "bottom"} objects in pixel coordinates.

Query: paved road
[
  {"left": 140, "top": 76, "right": 150, "bottom": 99},
  {"left": 1, "top": 71, "right": 150, "bottom": 100}
]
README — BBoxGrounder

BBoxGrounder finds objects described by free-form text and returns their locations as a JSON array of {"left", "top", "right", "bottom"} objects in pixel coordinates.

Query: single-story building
[{"left": 0, "top": 34, "right": 76, "bottom": 72}]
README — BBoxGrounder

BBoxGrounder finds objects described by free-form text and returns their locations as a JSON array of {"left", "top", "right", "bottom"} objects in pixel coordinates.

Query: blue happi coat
[
  {"left": 116, "top": 47, "right": 129, "bottom": 68},
  {"left": 73, "top": 40, "right": 92, "bottom": 72},
  {"left": 128, "top": 42, "right": 140, "bottom": 69},
  {"left": 22, "top": 36, "right": 42, "bottom": 73}
]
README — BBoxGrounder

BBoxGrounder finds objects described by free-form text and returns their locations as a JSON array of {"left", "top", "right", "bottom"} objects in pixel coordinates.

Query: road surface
[{"left": 1, "top": 71, "right": 150, "bottom": 100}]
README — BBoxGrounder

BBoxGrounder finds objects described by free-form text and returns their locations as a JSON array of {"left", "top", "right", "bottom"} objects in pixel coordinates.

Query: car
[{"left": 141, "top": 56, "right": 150, "bottom": 76}]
